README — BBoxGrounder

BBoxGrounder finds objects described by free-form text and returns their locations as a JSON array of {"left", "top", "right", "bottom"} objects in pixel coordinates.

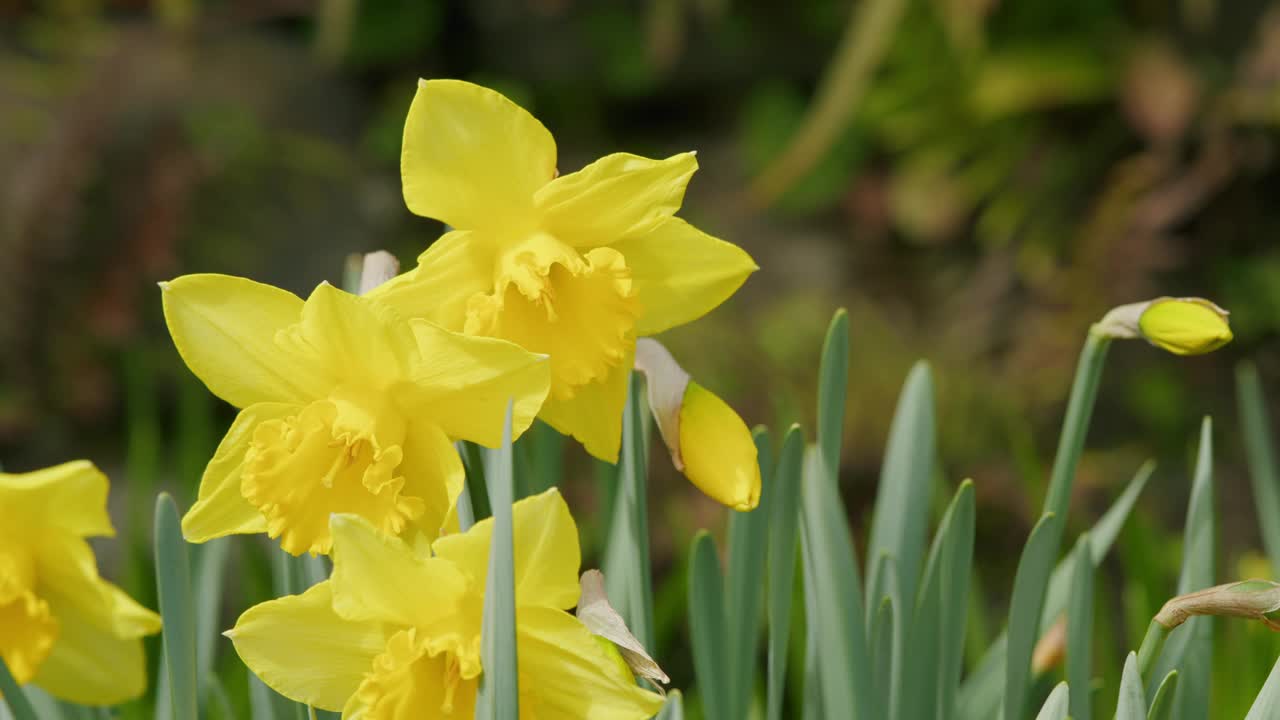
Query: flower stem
[{"left": 1136, "top": 618, "right": 1170, "bottom": 681}]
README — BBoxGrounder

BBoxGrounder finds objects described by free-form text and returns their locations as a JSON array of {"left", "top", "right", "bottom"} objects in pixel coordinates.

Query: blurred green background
[{"left": 7, "top": 0, "right": 1280, "bottom": 715}]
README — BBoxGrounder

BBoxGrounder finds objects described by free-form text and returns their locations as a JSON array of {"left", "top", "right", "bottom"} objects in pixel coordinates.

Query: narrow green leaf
[
  {"left": 766, "top": 425, "right": 805, "bottom": 720},
  {"left": 603, "top": 373, "right": 655, "bottom": 649},
  {"left": 800, "top": 445, "right": 873, "bottom": 718},
  {"left": 476, "top": 401, "right": 519, "bottom": 720},
  {"left": 0, "top": 656, "right": 38, "bottom": 720},
  {"left": 958, "top": 461, "right": 1152, "bottom": 720},
  {"left": 248, "top": 674, "right": 279, "bottom": 720},
  {"left": 1147, "top": 671, "right": 1178, "bottom": 720},
  {"left": 1236, "top": 363, "right": 1280, "bottom": 571},
  {"left": 1148, "top": 417, "right": 1214, "bottom": 719},
  {"left": 194, "top": 537, "right": 232, "bottom": 704},
  {"left": 816, "top": 309, "right": 849, "bottom": 484},
  {"left": 867, "top": 361, "right": 935, "bottom": 617},
  {"left": 1004, "top": 512, "right": 1065, "bottom": 720},
  {"left": 1116, "top": 652, "right": 1147, "bottom": 720},
  {"left": 154, "top": 493, "right": 198, "bottom": 720},
  {"left": 1067, "top": 533, "right": 1094, "bottom": 720},
  {"left": 912, "top": 480, "right": 975, "bottom": 720},
  {"left": 725, "top": 426, "right": 773, "bottom": 720},
  {"left": 870, "top": 596, "right": 896, "bottom": 720},
  {"left": 656, "top": 690, "right": 685, "bottom": 720},
  {"left": 1034, "top": 682, "right": 1069, "bottom": 720},
  {"left": 689, "top": 531, "right": 730, "bottom": 720},
  {"left": 1245, "top": 654, "right": 1280, "bottom": 720}
]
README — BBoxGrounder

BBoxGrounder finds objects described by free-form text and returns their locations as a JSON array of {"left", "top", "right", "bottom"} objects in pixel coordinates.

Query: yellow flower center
[
  {"left": 241, "top": 389, "right": 426, "bottom": 556},
  {"left": 464, "top": 233, "right": 639, "bottom": 401},
  {"left": 351, "top": 628, "right": 479, "bottom": 719},
  {"left": 0, "top": 547, "right": 57, "bottom": 683}
]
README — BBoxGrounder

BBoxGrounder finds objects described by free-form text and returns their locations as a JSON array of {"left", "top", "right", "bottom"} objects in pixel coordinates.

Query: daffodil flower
[
  {"left": 0, "top": 461, "right": 161, "bottom": 705},
  {"left": 162, "top": 274, "right": 550, "bottom": 555},
  {"left": 371, "top": 79, "right": 758, "bottom": 463},
  {"left": 1094, "top": 296, "right": 1233, "bottom": 355},
  {"left": 227, "top": 489, "right": 664, "bottom": 719}
]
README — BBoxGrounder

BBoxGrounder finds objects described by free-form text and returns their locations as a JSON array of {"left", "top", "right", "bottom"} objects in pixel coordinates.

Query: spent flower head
[
  {"left": 0, "top": 461, "right": 161, "bottom": 704},
  {"left": 372, "top": 79, "right": 758, "bottom": 464},
  {"left": 162, "top": 274, "right": 550, "bottom": 555}
]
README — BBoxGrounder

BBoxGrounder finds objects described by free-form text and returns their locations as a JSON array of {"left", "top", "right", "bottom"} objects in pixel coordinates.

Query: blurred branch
[
  {"left": 314, "top": 0, "right": 358, "bottom": 66},
  {"left": 747, "top": 0, "right": 908, "bottom": 207}
]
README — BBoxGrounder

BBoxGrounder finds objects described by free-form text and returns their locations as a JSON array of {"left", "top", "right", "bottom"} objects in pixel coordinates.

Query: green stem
[
  {"left": 1136, "top": 618, "right": 1170, "bottom": 681},
  {"left": 0, "top": 656, "right": 37, "bottom": 720},
  {"left": 1043, "top": 331, "right": 1111, "bottom": 518}
]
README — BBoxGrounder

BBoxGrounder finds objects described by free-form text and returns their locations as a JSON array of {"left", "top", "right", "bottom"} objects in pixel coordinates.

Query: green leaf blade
[
  {"left": 154, "top": 492, "right": 198, "bottom": 720},
  {"left": 475, "top": 401, "right": 519, "bottom": 720}
]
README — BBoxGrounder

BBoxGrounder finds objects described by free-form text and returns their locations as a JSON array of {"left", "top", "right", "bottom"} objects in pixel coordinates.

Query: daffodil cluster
[{"left": 0, "top": 461, "right": 160, "bottom": 705}]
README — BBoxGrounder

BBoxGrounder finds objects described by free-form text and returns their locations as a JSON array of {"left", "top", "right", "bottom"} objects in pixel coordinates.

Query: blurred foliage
[{"left": 7, "top": 0, "right": 1280, "bottom": 714}]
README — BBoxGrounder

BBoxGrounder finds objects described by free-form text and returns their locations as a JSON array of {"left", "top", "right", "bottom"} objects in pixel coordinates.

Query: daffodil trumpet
[
  {"left": 632, "top": 338, "right": 761, "bottom": 511},
  {"left": 1094, "top": 296, "right": 1233, "bottom": 356},
  {"left": 372, "top": 79, "right": 758, "bottom": 464},
  {"left": 161, "top": 274, "right": 550, "bottom": 556},
  {"left": 227, "top": 489, "right": 663, "bottom": 719},
  {"left": 0, "top": 461, "right": 161, "bottom": 705}
]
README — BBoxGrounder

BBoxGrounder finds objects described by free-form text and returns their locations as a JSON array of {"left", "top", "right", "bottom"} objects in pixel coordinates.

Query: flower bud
[
  {"left": 1094, "top": 297, "right": 1232, "bottom": 355},
  {"left": 633, "top": 338, "right": 761, "bottom": 511},
  {"left": 1154, "top": 579, "right": 1280, "bottom": 630}
]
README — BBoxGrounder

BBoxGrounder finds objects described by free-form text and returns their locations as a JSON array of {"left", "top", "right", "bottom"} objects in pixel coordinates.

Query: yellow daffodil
[
  {"left": 633, "top": 338, "right": 760, "bottom": 510},
  {"left": 1094, "top": 296, "right": 1233, "bottom": 356},
  {"left": 227, "top": 489, "right": 664, "bottom": 719},
  {"left": 161, "top": 274, "right": 550, "bottom": 555},
  {"left": 372, "top": 79, "right": 758, "bottom": 463},
  {"left": 0, "top": 461, "right": 160, "bottom": 705}
]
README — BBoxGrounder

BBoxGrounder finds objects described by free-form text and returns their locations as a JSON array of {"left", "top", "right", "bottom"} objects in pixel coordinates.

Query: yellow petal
[
  {"left": 35, "top": 534, "right": 161, "bottom": 640},
  {"left": 432, "top": 488, "right": 581, "bottom": 610},
  {"left": 182, "top": 403, "right": 295, "bottom": 543},
  {"left": 328, "top": 514, "right": 469, "bottom": 629},
  {"left": 162, "top": 274, "right": 333, "bottom": 407},
  {"left": 401, "top": 79, "right": 556, "bottom": 232},
  {"left": 402, "top": 320, "right": 550, "bottom": 447},
  {"left": 368, "top": 229, "right": 495, "bottom": 330},
  {"left": 0, "top": 460, "right": 113, "bottom": 538},
  {"left": 614, "top": 217, "right": 757, "bottom": 336},
  {"left": 342, "top": 628, "right": 478, "bottom": 720},
  {"left": 399, "top": 421, "right": 465, "bottom": 541},
  {"left": 534, "top": 152, "right": 698, "bottom": 246},
  {"left": 538, "top": 346, "right": 633, "bottom": 463},
  {"left": 227, "top": 583, "right": 388, "bottom": 712},
  {"left": 516, "top": 606, "right": 665, "bottom": 720},
  {"left": 0, "top": 590, "right": 57, "bottom": 685},
  {"left": 31, "top": 599, "right": 150, "bottom": 705},
  {"left": 289, "top": 283, "right": 418, "bottom": 390},
  {"left": 1138, "top": 297, "right": 1233, "bottom": 356},
  {"left": 678, "top": 382, "right": 761, "bottom": 511}
]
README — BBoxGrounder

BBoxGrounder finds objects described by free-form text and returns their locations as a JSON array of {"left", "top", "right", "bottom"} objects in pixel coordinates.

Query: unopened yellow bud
[
  {"left": 679, "top": 382, "right": 761, "bottom": 511},
  {"left": 1094, "top": 296, "right": 1232, "bottom": 356},
  {"left": 1137, "top": 298, "right": 1232, "bottom": 356}
]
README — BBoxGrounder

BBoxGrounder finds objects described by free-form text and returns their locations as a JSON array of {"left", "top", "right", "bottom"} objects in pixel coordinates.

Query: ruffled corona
[
  {"left": 240, "top": 398, "right": 426, "bottom": 556},
  {"left": 0, "top": 548, "right": 58, "bottom": 683},
  {"left": 464, "top": 235, "right": 640, "bottom": 402},
  {"left": 347, "top": 628, "right": 479, "bottom": 719}
]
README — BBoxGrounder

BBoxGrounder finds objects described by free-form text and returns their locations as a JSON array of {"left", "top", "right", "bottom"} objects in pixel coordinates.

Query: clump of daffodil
[
  {"left": 162, "top": 274, "right": 550, "bottom": 555},
  {"left": 227, "top": 489, "right": 664, "bottom": 719},
  {"left": 633, "top": 338, "right": 760, "bottom": 510},
  {"left": 371, "top": 79, "right": 758, "bottom": 471},
  {"left": 1095, "top": 296, "right": 1232, "bottom": 355},
  {"left": 0, "top": 461, "right": 161, "bottom": 704}
]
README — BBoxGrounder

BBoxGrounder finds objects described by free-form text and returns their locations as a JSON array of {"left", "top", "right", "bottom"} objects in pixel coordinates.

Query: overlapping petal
[
  {"left": 370, "top": 229, "right": 495, "bottom": 329},
  {"left": 292, "top": 283, "right": 417, "bottom": 389},
  {"left": 161, "top": 274, "right": 333, "bottom": 407},
  {"left": 432, "top": 488, "right": 581, "bottom": 610},
  {"left": 181, "top": 402, "right": 295, "bottom": 543},
  {"left": 615, "top": 217, "right": 758, "bottom": 336},
  {"left": 35, "top": 535, "right": 161, "bottom": 640},
  {"left": 228, "top": 583, "right": 389, "bottom": 712},
  {"left": 402, "top": 320, "right": 550, "bottom": 447},
  {"left": 402, "top": 79, "right": 557, "bottom": 232},
  {"left": 534, "top": 152, "right": 698, "bottom": 246},
  {"left": 397, "top": 422, "right": 466, "bottom": 542},
  {"left": 516, "top": 607, "right": 665, "bottom": 720},
  {"left": 31, "top": 599, "right": 150, "bottom": 706},
  {"left": 538, "top": 346, "right": 633, "bottom": 463}
]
